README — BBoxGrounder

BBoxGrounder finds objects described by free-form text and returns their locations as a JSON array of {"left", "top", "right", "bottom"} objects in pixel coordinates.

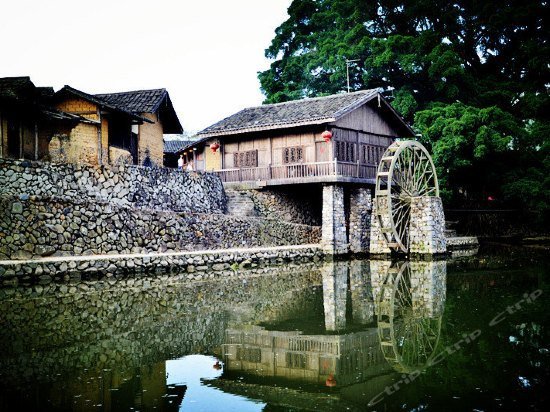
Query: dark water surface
[{"left": 0, "top": 244, "right": 548, "bottom": 411}]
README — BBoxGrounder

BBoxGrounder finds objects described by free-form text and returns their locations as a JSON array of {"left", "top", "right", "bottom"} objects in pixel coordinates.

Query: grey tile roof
[
  {"left": 96, "top": 89, "right": 167, "bottom": 114},
  {"left": 0, "top": 76, "right": 36, "bottom": 103},
  {"left": 163, "top": 139, "right": 193, "bottom": 154},
  {"left": 197, "top": 89, "right": 380, "bottom": 137}
]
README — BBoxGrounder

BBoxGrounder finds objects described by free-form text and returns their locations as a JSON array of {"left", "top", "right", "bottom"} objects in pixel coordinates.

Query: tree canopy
[{"left": 259, "top": 0, "right": 549, "bottom": 227}]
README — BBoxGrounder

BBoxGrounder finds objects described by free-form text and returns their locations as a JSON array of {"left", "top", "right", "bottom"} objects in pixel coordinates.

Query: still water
[{"left": 0, "top": 245, "right": 548, "bottom": 411}]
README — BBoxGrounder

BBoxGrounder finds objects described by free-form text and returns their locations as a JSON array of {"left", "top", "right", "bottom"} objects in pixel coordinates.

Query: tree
[{"left": 259, "top": 0, "right": 549, "bottom": 226}]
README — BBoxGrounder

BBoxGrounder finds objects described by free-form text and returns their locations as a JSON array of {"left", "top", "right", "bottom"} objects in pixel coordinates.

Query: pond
[{"left": 0, "top": 244, "right": 548, "bottom": 411}]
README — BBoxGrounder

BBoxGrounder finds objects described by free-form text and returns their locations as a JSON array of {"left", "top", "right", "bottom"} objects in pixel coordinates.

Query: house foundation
[
  {"left": 349, "top": 187, "right": 372, "bottom": 254},
  {"left": 409, "top": 197, "right": 447, "bottom": 255}
]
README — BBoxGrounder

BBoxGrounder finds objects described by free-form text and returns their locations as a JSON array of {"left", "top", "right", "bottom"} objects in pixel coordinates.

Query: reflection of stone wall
[
  {"left": 410, "top": 261, "right": 447, "bottom": 317},
  {"left": 0, "top": 263, "right": 324, "bottom": 386}
]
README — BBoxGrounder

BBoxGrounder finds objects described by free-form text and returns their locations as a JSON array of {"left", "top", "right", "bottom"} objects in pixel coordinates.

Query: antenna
[{"left": 345, "top": 59, "right": 360, "bottom": 93}]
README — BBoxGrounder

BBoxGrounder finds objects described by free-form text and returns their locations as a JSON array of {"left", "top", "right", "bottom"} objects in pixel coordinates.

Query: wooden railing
[{"left": 212, "top": 159, "right": 377, "bottom": 183}]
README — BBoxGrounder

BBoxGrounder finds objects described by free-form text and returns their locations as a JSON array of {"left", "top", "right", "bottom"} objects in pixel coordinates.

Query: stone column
[
  {"left": 368, "top": 196, "right": 392, "bottom": 255},
  {"left": 349, "top": 187, "right": 372, "bottom": 254},
  {"left": 409, "top": 196, "right": 447, "bottom": 255},
  {"left": 322, "top": 261, "right": 348, "bottom": 331},
  {"left": 321, "top": 184, "right": 347, "bottom": 255},
  {"left": 410, "top": 260, "right": 447, "bottom": 318}
]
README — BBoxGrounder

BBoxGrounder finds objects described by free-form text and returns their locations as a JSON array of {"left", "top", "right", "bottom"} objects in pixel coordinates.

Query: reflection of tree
[{"left": 376, "top": 261, "right": 446, "bottom": 373}]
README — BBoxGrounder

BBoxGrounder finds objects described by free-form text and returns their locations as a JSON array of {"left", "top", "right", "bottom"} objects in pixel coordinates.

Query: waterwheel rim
[{"left": 375, "top": 140, "right": 439, "bottom": 254}]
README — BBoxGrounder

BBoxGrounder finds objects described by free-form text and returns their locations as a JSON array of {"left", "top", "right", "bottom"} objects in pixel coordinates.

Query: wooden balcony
[{"left": 211, "top": 159, "right": 377, "bottom": 187}]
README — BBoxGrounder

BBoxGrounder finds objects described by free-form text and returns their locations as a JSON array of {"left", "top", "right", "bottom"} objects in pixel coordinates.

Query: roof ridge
[
  {"left": 247, "top": 89, "right": 378, "bottom": 110},
  {"left": 95, "top": 88, "right": 166, "bottom": 96}
]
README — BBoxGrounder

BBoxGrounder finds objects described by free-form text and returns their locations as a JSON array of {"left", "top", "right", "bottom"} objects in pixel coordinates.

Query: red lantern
[
  {"left": 322, "top": 130, "right": 333, "bottom": 142},
  {"left": 210, "top": 142, "right": 220, "bottom": 153}
]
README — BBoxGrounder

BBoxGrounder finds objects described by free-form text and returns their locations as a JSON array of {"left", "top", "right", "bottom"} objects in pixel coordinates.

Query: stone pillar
[
  {"left": 409, "top": 196, "right": 447, "bottom": 255},
  {"left": 349, "top": 187, "right": 372, "bottom": 254},
  {"left": 321, "top": 184, "right": 347, "bottom": 255},
  {"left": 322, "top": 261, "right": 348, "bottom": 331},
  {"left": 369, "top": 196, "right": 392, "bottom": 255}
]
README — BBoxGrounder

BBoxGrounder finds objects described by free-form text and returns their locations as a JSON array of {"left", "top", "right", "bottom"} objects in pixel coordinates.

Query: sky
[{"left": 1, "top": 0, "right": 292, "bottom": 134}]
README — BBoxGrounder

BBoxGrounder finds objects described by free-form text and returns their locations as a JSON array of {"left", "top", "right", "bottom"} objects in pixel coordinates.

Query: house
[
  {"left": 96, "top": 89, "right": 183, "bottom": 167},
  {"left": 49, "top": 86, "right": 150, "bottom": 166},
  {"left": 182, "top": 90, "right": 415, "bottom": 255},
  {"left": 0, "top": 77, "right": 86, "bottom": 161},
  {"left": 182, "top": 89, "right": 414, "bottom": 186},
  {"left": 163, "top": 138, "right": 193, "bottom": 168}
]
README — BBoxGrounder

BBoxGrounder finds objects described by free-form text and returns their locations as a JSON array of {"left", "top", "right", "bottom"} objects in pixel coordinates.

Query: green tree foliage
[{"left": 259, "top": 0, "right": 549, "bottom": 226}]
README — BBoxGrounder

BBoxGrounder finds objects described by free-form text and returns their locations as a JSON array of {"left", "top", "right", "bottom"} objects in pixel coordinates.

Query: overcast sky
[{"left": 1, "top": 0, "right": 291, "bottom": 134}]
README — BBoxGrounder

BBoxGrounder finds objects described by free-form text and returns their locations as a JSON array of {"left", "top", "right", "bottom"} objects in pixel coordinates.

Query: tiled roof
[
  {"left": 163, "top": 139, "right": 193, "bottom": 154},
  {"left": 0, "top": 76, "right": 36, "bottom": 103},
  {"left": 55, "top": 86, "right": 152, "bottom": 123},
  {"left": 96, "top": 89, "right": 167, "bottom": 114},
  {"left": 197, "top": 89, "right": 381, "bottom": 137}
]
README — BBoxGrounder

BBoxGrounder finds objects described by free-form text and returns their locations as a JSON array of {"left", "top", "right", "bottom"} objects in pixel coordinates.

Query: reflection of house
[
  {"left": 97, "top": 89, "right": 183, "bottom": 166},
  {"left": 182, "top": 90, "right": 414, "bottom": 186},
  {"left": 222, "top": 325, "right": 389, "bottom": 386}
]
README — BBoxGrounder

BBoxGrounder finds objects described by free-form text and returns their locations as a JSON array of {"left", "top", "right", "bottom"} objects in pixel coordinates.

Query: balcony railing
[{"left": 212, "top": 159, "right": 377, "bottom": 183}]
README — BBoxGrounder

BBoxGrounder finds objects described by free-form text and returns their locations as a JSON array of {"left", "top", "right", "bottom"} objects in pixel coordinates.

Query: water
[{"left": 0, "top": 245, "right": 548, "bottom": 411}]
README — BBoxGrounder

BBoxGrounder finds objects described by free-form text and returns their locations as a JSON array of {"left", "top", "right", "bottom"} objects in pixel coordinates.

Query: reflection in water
[
  {"left": 375, "top": 261, "right": 446, "bottom": 373},
  {"left": 1, "top": 255, "right": 544, "bottom": 411},
  {"left": 221, "top": 260, "right": 447, "bottom": 391}
]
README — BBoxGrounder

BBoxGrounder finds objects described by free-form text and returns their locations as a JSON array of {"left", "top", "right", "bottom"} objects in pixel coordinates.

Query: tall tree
[{"left": 259, "top": 0, "right": 549, "bottom": 225}]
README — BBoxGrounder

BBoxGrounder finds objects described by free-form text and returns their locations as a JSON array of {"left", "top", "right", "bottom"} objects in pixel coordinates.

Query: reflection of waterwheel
[
  {"left": 375, "top": 140, "right": 439, "bottom": 253},
  {"left": 376, "top": 262, "right": 441, "bottom": 373}
]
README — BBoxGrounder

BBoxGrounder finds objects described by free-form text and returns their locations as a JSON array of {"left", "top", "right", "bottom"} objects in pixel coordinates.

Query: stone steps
[{"left": 225, "top": 190, "right": 257, "bottom": 218}]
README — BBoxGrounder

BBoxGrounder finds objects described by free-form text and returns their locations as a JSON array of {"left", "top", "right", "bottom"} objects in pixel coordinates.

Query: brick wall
[{"left": 138, "top": 112, "right": 164, "bottom": 166}]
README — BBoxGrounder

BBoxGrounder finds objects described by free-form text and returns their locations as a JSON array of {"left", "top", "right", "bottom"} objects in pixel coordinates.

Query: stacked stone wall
[
  {"left": 0, "top": 158, "right": 226, "bottom": 213},
  {"left": 0, "top": 197, "right": 321, "bottom": 261},
  {"left": 248, "top": 186, "right": 321, "bottom": 226}
]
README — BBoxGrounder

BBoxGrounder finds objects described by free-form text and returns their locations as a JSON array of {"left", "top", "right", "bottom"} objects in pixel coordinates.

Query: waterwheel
[
  {"left": 376, "top": 262, "right": 442, "bottom": 374},
  {"left": 374, "top": 140, "right": 439, "bottom": 254}
]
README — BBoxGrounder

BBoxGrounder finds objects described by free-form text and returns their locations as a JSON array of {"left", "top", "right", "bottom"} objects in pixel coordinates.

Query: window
[
  {"left": 233, "top": 150, "right": 258, "bottom": 168},
  {"left": 335, "top": 141, "right": 356, "bottom": 162},
  {"left": 283, "top": 146, "right": 304, "bottom": 164}
]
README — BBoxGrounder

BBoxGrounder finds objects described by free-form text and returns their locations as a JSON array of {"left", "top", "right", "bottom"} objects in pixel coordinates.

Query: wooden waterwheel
[
  {"left": 374, "top": 140, "right": 439, "bottom": 254},
  {"left": 376, "top": 262, "right": 442, "bottom": 374}
]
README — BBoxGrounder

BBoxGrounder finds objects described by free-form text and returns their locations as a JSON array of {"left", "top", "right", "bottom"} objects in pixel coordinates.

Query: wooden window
[
  {"left": 335, "top": 141, "right": 356, "bottom": 162},
  {"left": 283, "top": 146, "right": 304, "bottom": 164},
  {"left": 233, "top": 150, "right": 258, "bottom": 168}
]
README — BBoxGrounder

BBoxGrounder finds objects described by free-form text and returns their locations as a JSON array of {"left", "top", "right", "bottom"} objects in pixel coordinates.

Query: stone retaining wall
[
  {"left": 0, "top": 158, "right": 226, "bottom": 213},
  {"left": 0, "top": 196, "right": 321, "bottom": 261},
  {"left": 0, "top": 245, "right": 324, "bottom": 283}
]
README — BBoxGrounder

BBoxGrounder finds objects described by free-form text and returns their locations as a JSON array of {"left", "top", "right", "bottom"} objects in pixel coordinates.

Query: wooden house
[
  {"left": 97, "top": 89, "right": 183, "bottom": 167},
  {"left": 183, "top": 90, "right": 414, "bottom": 187}
]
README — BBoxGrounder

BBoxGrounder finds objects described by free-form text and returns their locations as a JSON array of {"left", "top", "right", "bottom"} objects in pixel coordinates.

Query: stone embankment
[
  {"left": 0, "top": 159, "right": 323, "bottom": 278},
  {"left": 0, "top": 245, "right": 324, "bottom": 285}
]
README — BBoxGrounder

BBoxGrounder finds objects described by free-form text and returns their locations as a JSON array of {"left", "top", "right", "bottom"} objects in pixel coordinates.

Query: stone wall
[
  {"left": 409, "top": 196, "right": 447, "bottom": 255},
  {"left": 0, "top": 158, "right": 226, "bottom": 213},
  {"left": 248, "top": 186, "right": 322, "bottom": 226},
  {"left": 0, "top": 196, "right": 321, "bottom": 261}
]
